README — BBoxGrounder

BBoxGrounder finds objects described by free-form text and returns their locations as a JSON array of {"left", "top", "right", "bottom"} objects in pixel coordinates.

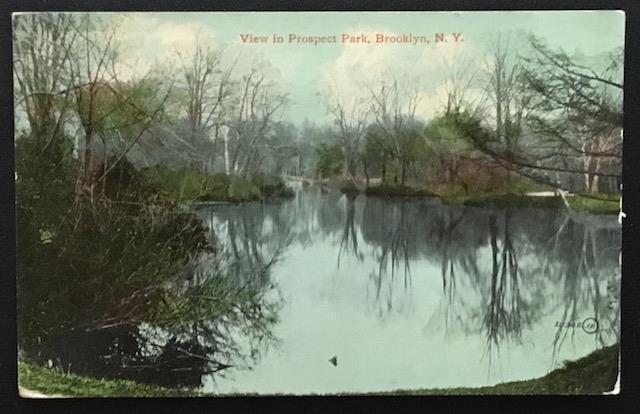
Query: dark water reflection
[
  {"left": 30, "top": 202, "right": 286, "bottom": 390},
  {"left": 194, "top": 185, "right": 620, "bottom": 394}
]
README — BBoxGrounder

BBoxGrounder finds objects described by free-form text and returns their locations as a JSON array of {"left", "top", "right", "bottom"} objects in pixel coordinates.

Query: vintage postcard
[{"left": 14, "top": 10, "right": 623, "bottom": 396}]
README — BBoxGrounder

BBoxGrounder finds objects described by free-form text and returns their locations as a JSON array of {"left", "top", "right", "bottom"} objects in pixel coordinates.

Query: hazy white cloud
[
  {"left": 321, "top": 26, "right": 484, "bottom": 119},
  {"left": 414, "top": 81, "right": 486, "bottom": 121},
  {"left": 112, "top": 14, "right": 218, "bottom": 81}
]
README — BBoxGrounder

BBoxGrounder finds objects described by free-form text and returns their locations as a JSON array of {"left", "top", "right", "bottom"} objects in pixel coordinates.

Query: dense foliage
[
  {"left": 315, "top": 143, "right": 344, "bottom": 179},
  {"left": 16, "top": 129, "right": 281, "bottom": 388}
]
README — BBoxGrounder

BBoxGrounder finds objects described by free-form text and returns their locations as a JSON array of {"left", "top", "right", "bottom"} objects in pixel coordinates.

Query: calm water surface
[{"left": 193, "top": 183, "right": 620, "bottom": 394}]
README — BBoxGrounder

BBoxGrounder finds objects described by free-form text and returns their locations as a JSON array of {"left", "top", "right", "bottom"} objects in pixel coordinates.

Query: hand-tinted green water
[{"left": 194, "top": 184, "right": 620, "bottom": 394}]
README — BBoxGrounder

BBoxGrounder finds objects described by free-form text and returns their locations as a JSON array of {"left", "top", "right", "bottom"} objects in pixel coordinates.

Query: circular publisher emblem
[{"left": 582, "top": 317, "right": 599, "bottom": 334}]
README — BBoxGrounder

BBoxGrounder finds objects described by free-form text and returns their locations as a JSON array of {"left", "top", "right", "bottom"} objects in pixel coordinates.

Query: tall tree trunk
[
  {"left": 381, "top": 154, "right": 387, "bottom": 183},
  {"left": 363, "top": 158, "right": 370, "bottom": 188},
  {"left": 224, "top": 128, "right": 231, "bottom": 175},
  {"left": 591, "top": 158, "right": 602, "bottom": 193},
  {"left": 81, "top": 133, "right": 101, "bottom": 193}
]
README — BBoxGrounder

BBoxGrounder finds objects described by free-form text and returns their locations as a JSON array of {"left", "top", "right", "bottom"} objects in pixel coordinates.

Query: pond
[{"left": 193, "top": 183, "right": 621, "bottom": 394}]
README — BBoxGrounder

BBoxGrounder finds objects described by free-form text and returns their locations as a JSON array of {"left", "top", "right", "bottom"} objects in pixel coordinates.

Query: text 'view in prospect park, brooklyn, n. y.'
[{"left": 13, "top": 11, "right": 623, "bottom": 397}]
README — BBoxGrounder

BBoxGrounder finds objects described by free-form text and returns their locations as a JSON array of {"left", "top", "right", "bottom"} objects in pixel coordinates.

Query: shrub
[
  {"left": 249, "top": 174, "right": 294, "bottom": 198},
  {"left": 17, "top": 152, "right": 212, "bottom": 356},
  {"left": 228, "top": 177, "right": 262, "bottom": 201},
  {"left": 315, "top": 143, "right": 344, "bottom": 178}
]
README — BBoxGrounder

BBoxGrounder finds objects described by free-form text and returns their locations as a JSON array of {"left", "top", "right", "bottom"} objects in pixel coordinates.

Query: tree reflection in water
[
  {"left": 195, "top": 187, "right": 620, "bottom": 385},
  {"left": 361, "top": 197, "right": 416, "bottom": 317},
  {"left": 337, "top": 193, "right": 363, "bottom": 267},
  {"left": 27, "top": 187, "right": 620, "bottom": 391},
  {"left": 548, "top": 215, "right": 621, "bottom": 369},
  {"left": 317, "top": 191, "right": 618, "bottom": 373},
  {"left": 30, "top": 204, "right": 290, "bottom": 390}
]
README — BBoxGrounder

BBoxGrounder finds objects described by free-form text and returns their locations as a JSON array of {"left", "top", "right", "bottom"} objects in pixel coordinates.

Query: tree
[
  {"left": 62, "top": 15, "right": 173, "bottom": 197},
  {"left": 368, "top": 74, "right": 422, "bottom": 185},
  {"left": 176, "top": 35, "right": 235, "bottom": 174},
  {"left": 264, "top": 121, "right": 299, "bottom": 176},
  {"left": 325, "top": 82, "right": 369, "bottom": 180},
  {"left": 13, "top": 13, "right": 77, "bottom": 140},
  {"left": 482, "top": 34, "right": 531, "bottom": 162},
  {"left": 226, "top": 64, "right": 288, "bottom": 177},
  {"left": 13, "top": 13, "right": 78, "bottom": 220},
  {"left": 425, "top": 112, "right": 476, "bottom": 184},
  {"left": 454, "top": 34, "right": 623, "bottom": 195},
  {"left": 292, "top": 119, "right": 320, "bottom": 177},
  {"left": 362, "top": 124, "right": 389, "bottom": 186},
  {"left": 315, "top": 142, "right": 344, "bottom": 179},
  {"left": 439, "top": 53, "right": 482, "bottom": 116},
  {"left": 520, "top": 35, "right": 622, "bottom": 193}
]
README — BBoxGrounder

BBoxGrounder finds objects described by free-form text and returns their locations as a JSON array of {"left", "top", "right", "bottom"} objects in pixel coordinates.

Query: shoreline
[
  {"left": 287, "top": 177, "right": 620, "bottom": 216},
  {"left": 18, "top": 344, "right": 618, "bottom": 397}
]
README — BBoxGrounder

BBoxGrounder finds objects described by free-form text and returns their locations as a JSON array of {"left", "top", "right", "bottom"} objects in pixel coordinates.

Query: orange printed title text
[{"left": 240, "top": 33, "right": 464, "bottom": 46}]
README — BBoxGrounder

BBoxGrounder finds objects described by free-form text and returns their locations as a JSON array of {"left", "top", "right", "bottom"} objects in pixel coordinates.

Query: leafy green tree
[
  {"left": 399, "top": 125, "right": 429, "bottom": 183},
  {"left": 315, "top": 143, "right": 344, "bottom": 179},
  {"left": 362, "top": 125, "right": 389, "bottom": 185},
  {"left": 424, "top": 112, "right": 476, "bottom": 182}
]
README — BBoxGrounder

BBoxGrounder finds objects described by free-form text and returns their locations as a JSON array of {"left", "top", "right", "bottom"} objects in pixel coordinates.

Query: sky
[{"left": 98, "top": 11, "right": 625, "bottom": 124}]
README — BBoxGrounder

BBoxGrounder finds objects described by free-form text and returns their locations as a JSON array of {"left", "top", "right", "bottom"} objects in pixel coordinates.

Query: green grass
[
  {"left": 142, "top": 166, "right": 293, "bottom": 203},
  {"left": 363, "top": 180, "right": 619, "bottom": 215},
  {"left": 375, "top": 344, "right": 618, "bottom": 395},
  {"left": 18, "top": 363, "right": 201, "bottom": 397},
  {"left": 426, "top": 180, "right": 619, "bottom": 215},
  {"left": 567, "top": 194, "right": 620, "bottom": 215},
  {"left": 499, "top": 176, "right": 555, "bottom": 194},
  {"left": 445, "top": 193, "right": 619, "bottom": 215},
  {"left": 18, "top": 344, "right": 618, "bottom": 397}
]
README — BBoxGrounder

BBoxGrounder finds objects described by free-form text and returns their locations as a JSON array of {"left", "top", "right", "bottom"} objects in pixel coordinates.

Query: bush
[
  {"left": 315, "top": 143, "right": 344, "bottom": 178},
  {"left": 228, "top": 177, "right": 262, "bottom": 201},
  {"left": 17, "top": 151, "right": 213, "bottom": 356},
  {"left": 142, "top": 165, "right": 225, "bottom": 201},
  {"left": 249, "top": 174, "right": 295, "bottom": 199}
]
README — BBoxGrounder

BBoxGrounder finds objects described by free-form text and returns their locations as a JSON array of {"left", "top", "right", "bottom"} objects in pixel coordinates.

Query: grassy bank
[
  {"left": 363, "top": 176, "right": 547, "bottom": 200},
  {"left": 316, "top": 176, "right": 618, "bottom": 215},
  {"left": 376, "top": 344, "right": 618, "bottom": 395},
  {"left": 446, "top": 193, "right": 564, "bottom": 209},
  {"left": 143, "top": 165, "right": 294, "bottom": 203},
  {"left": 362, "top": 178, "right": 618, "bottom": 215},
  {"left": 440, "top": 193, "right": 619, "bottom": 215},
  {"left": 429, "top": 179, "right": 619, "bottom": 215},
  {"left": 567, "top": 194, "right": 620, "bottom": 215},
  {"left": 19, "top": 363, "right": 201, "bottom": 397},
  {"left": 18, "top": 344, "right": 618, "bottom": 397}
]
